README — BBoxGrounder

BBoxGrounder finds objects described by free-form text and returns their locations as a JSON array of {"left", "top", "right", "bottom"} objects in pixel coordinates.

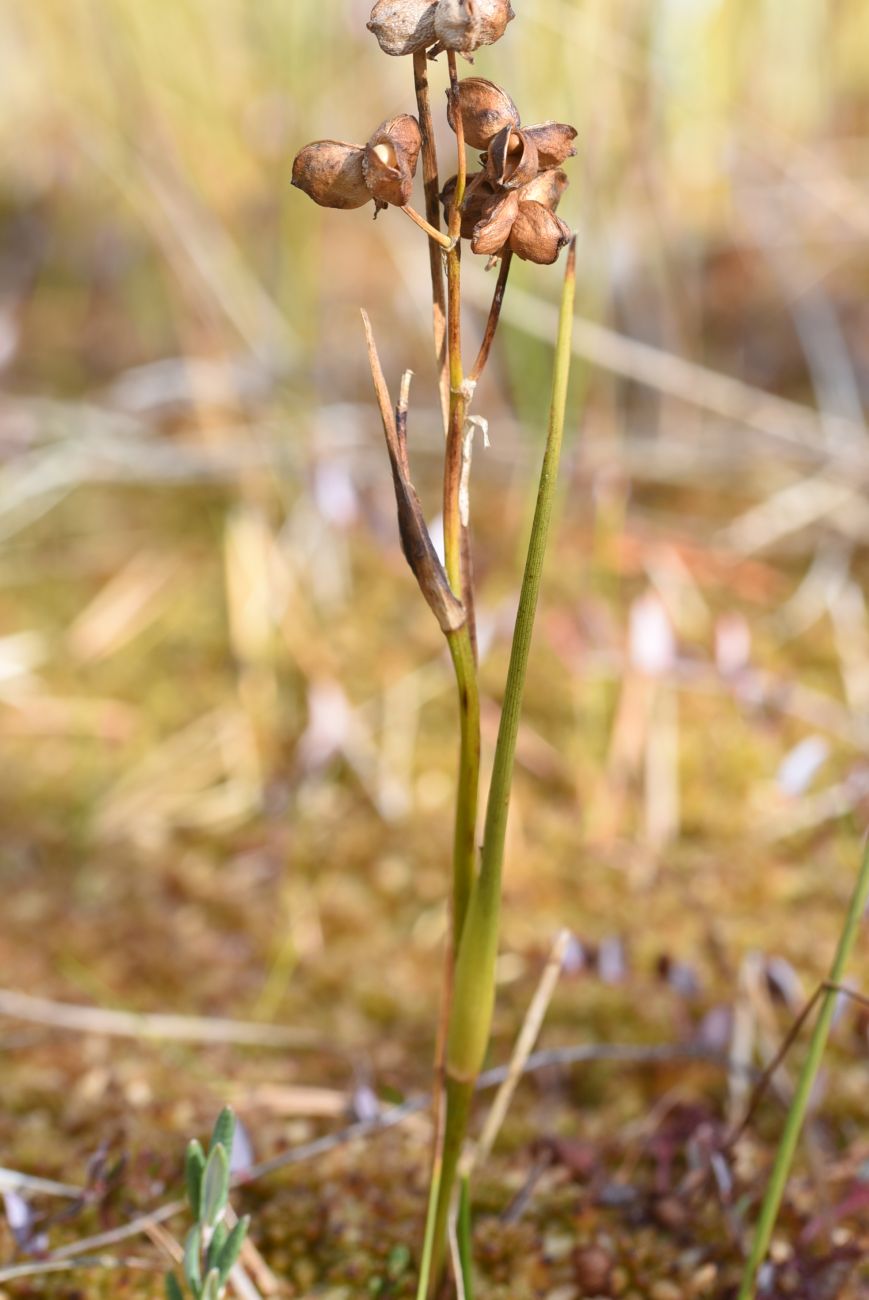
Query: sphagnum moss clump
[{"left": 292, "top": 5, "right": 578, "bottom": 1294}]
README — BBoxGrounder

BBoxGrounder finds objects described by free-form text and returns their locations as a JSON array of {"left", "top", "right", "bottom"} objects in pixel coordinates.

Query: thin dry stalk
[
  {"left": 466, "top": 928, "right": 571, "bottom": 1173},
  {"left": 0, "top": 988, "right": 319, "bottom": 1049},
  {"left": 413, "top": 49, "right": 449, "bottom": 430}
]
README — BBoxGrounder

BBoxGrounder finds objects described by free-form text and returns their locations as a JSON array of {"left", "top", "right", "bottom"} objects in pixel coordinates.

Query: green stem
[
  {"left": 424, "top": 1076, "right": 473, "bottom": 1295},
  {"left": 448, "top": 240, "right": 577, "bottom": 1085},
  {"left": 736, "top": 837, "right": 869, "bottom": 1300},
  {"left": 418, "top": 54, "right": 481, "bottom": 1300},
  {"left": 447, "top": 627, "right": 481, "bottom": 946},
  {"left": 425, "top": 242, "right": 577, "bottom": 1292},
  {"left": 457, "top": 1174, "right": 474, "bottom": 1300}
]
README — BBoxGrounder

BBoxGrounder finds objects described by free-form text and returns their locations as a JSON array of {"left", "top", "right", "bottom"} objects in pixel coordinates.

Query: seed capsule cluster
[
  {"left": 368, "top": 0, "right": 514, "bottom": 58},
  {"left": 291, "top": 4, "right": 577, "bottom": 267}
]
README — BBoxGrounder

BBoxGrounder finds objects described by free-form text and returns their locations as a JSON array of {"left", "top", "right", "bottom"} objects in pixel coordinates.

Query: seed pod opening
[
  {"left": 446, "top": 77, "right": 520, "bottom": 150},
  {"left": 471, "top": 190, "right": 519, "bottom": 256},
  {"left": 508, "top": 200, "right": 571, "bottom": 264},
  {"left": 524, "top": 121, "right": 578, "bottom": 169},
  {"left": 441, "top": 172, "right": 498, "bottom": 239},
  {"left": 517, "top": 168, "right": 569, "bottom": 212},
  {"left": 363, "top": 115, "right": 422, "bottom": 207},
  {"left": 291, "top": 141, "right": 370, "bottom": 210},
  {"left": 367, "top": 0, "right": 438, "bottom": 56},
  {"left": 434, "top": 0, "right": 515, "bottom": 55},
  {"left": 484, "top": 125, "right": 539, "bottom": 190}
]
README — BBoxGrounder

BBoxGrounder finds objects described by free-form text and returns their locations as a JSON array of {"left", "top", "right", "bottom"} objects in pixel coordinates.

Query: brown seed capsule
[
  {"left": 484, "top": 124, "right": 539, "bottom": 189},
  {"left": 508, "top": 200, "right": 571, "bottom": 264},
  {"left": 434, "top": 0, "right": 515, "bottom": 55},
  {"left": 471, "top": 189, "right": 519, "bottom": 256},
  {"left": 440, "top": 172, "right": 496, "bottom": 238},
  {"left": 524, "top": 121, "right": 578, "bottom": 169},
  {"left": 363, "top": 114, "right": 422, "bottom": 208},
  {"left": 446, "top": 77, "right": 520, "bottom": 150},
  {"left": 367, "top": 0, "right": 438, "bottom": 56},
  {"left": 517, "top": 168, "right": 569, "bottom": 212},
  {"left": 291, "top": 140, "right": 370, "bottom": 210}
]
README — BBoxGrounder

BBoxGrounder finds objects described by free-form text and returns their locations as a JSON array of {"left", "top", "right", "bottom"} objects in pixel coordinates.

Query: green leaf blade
[
  {"left": 200, "top": 1143, "right": 230, "bottom": 1229},
  {"left": 165, "top": 1272, "right": 185, "bottom": 1300},
  {"left": 209, "top": 1107, "right": 235, "bottom": 1156},
  {"left": 217, "top": 1216, "right": 249, "bottom": 1284},
  {"left": 185, "top": 1140, "right": 206, "bottom": 1220},
  {"left": 183, "top": 1224, "right": 202, "bottom": 1294},
  {"left": 200, "top": 1267, "right": 222, "bottom": 1300}
]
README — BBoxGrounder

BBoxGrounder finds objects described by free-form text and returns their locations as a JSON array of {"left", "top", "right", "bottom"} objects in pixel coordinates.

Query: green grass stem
[
  {"left": 447, "top": 626, "right": 481, "bottom": 946},
  {"left": 423, "top": 240, "right": 577, "bottom": 1293},
  {"left": 447, "top": 239, "right": 577, "bottom": 1084},
  {"left": 736, "top": 838, "right": 869, "bottom": 1299}
]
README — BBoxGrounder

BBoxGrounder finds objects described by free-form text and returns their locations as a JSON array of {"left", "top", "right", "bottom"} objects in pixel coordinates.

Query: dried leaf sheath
[{"left": 361, "top": 311, "right": 466, "bottom": 635}]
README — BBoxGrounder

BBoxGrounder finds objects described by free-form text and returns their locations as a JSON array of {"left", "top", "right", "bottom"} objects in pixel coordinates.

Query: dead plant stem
[
  {"left": 412, "top": 50, "right": 449, "bottom": 431},
  {"left": 469, "top": 251, "right": 513, "bottom": 386}
]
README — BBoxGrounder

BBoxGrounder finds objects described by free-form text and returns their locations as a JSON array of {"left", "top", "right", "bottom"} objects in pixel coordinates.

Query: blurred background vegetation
[{"left": 1, "top": 1, "right": 868, "bottom": 1295}]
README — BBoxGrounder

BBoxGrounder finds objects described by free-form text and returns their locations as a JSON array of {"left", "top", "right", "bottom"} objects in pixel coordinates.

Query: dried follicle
[
  {"left": 293, "top": 116, "right": 423, "bottom": 213},
  {"left": 470, "top": 175, "right": 571, "bottom": 263},
  {"left": 484, "top": 124, "right": 539, "bottom": 189},
  {"left": 518, "top": 168, "right": 569, "bottom": 212},
  {"left": 508, "top": 201, "right": 571, "bottom": 264},
  {"left": 367, "top": 0, "right": 438, "bottom": 56},
  {"left": 291, "top": 141, "right": 370, "bottom": 210},
  {"left": 446, "top": 76, "right": 520, "bottom": 149},
  {"left": 434, "top": 0, "right": 515, "bottom": 55},
  {"left": 524, "top": 121, "right": 578, "bottom": 169},
  {"left": 363, "top": 115, "right": 423, "bottom": 207},
  {"left": 471, "top": 190, "right": 519, "bottom": 255},
  {"left": 440, "top": 171, "right": 498, "bottom": 237}
]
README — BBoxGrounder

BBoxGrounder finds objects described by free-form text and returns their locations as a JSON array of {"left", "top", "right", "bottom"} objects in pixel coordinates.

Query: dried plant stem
[
  {"left": 736, "top": 838, "right": 869, "bottom": 1300},
  {"left": 413, "top": 49, "right": 449, "bottom": 431},
  {"left": 727, "top": 980, "right": 869, "bottom": 1150},
  {"left": 469, "top": 251, "right": 513, "bottom": 385},
  {"left": 427, "top": 240, "right": 578, "bottom": 1290},
  {"left": 437, "top": 49, "right": 480, "bottom": 951},
  {"left": 402, "top": 205, "right": 455, "bottom": 250},
  {"left": 418, "top": 56, "right": 481, "bottom": 1300},
  {"left": 443, "top": 52, "right": 473, "bottom": 620}
]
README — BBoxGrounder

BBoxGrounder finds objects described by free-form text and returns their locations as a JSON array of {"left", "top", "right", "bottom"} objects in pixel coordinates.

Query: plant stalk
[
  {"left": 412, "top": 49, "right": 449, "bottom": 432},
  {"left": 402, "top": 205, "right": 455, "bottom": 250},
  {"left": 736, "top": 837, "right": 869, "bottom": 1300},
  {"left": 446, "top": 628, "right": 481, "bottom": 944},
  {"left": 417, "top": 52, "right": 482, "bottom": 1300},
  {"left": 429, "top": 239, "right": 578, "bottom": 1289},
  {"left": 469, "top": 251, "right": 513, "bottom": 386},
  {"left": 443, "top": 52, "right": 474, "bottom": 633}
]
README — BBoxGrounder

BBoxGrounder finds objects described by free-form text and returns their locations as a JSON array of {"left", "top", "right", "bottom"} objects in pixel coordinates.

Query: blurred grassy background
[{"left": 1, "top": 0, "right": 869, "bottom": 1291}]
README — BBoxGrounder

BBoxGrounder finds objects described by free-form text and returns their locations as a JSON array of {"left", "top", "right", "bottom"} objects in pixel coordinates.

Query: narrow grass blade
[{"left": 736, "top": 838, "right": 869, "bottom": 1299}]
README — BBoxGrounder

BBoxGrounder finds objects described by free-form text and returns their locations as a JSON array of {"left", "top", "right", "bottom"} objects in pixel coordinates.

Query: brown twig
[
  {"left": 726, "top": 979, "right": 869, "bottom": 1149},
  {"left": 443, "top": 52, "right": 475, "bottom": 635},
  {"left": 402, "top": 205, "right": 455, "bottom": 250},
  {"left": 361, "top": 310, "right": 464, "bottom": 635},
  {"left": 469, "top": 250, "right": 513, "bottom": 386},
  {"left": 413, "top": 49, "right": 449, "bottom": 432}
]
